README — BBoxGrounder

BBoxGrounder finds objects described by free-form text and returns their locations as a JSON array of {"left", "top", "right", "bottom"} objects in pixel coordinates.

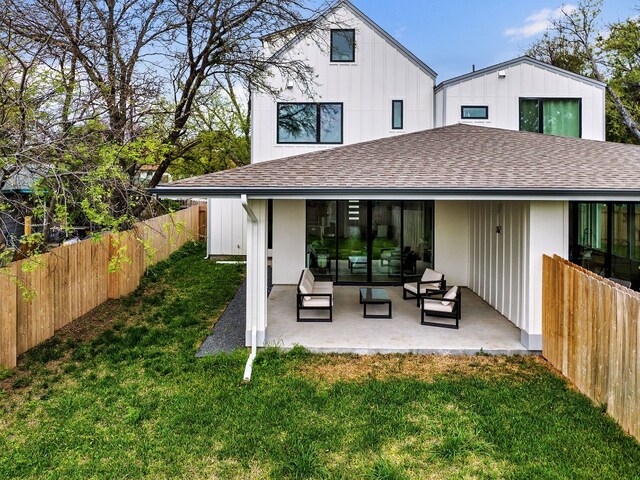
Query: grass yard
[{"left": 0, "top": 242, "right": 639, "bottom": 479}]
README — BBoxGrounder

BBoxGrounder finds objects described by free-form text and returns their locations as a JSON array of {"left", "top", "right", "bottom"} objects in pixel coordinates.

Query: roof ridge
[{"left": 435, "top": 56, "right": 605, "bottom": 91}]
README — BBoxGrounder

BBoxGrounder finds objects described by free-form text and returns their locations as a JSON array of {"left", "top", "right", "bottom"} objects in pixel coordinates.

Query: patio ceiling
[{"left": 152, "top": 124, "right": 640, "bottom": 200}]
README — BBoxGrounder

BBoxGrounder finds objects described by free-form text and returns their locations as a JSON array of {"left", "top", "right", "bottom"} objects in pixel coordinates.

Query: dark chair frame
[
  {"left": 296, "top": 270, "right": 333, "bottom": 322},
  {"left": 420, "top": 288, "right": 461, "bottom": 329},
  {"left": 403, "top": 274, "right": 446, "bottom": 306}
]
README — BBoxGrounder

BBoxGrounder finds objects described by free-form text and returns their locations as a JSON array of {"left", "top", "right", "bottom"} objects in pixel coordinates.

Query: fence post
[
  {"left": 0, "top": 263, "right": 18, "bottom": 368},
  {"left": 199, "top": 203, "right": 207, "bottom": 240}
]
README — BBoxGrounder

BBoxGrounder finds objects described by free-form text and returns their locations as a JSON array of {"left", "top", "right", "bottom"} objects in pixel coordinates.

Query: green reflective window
[
  {"left": 519, "top": 98, "right": 581, "bottom": 138},
  {"left": 543, "top": 99, "right": 580, "bottom": 138},
  {"left": 519, "top": 99, "right": 540, "bottom": 133}
]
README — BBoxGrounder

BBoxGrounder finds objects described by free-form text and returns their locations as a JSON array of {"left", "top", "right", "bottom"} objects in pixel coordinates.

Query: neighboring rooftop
[
  {"left": 435, "top": 56, "right": 606, "bottom": 92},
  {"left": 153, "top": 124, "right": 640, "bottom": 199}
]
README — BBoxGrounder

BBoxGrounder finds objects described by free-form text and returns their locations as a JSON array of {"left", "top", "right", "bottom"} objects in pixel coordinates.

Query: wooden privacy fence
[
  {"left": 0, "top": 204, "right": 205, "bottom": 369},
  {"left": 543, "top": 254, "right": 639, "bottom": 442}
]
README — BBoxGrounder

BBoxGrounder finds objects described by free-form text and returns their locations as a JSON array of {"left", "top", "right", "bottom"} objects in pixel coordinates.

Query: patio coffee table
[
  {"left": 359, "top": 287, "right": 392, "bottom": 318},
  {"left": 348, "top": 255, "right": 367, "bottom": 273}
]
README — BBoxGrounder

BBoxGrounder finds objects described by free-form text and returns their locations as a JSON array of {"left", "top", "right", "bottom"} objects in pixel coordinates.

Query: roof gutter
[
  {"left": 241, "top": 194, "right": 258, "bottom": 382},
  {"left": 151, "top": 186, "right": 640, "bottom": 202}
]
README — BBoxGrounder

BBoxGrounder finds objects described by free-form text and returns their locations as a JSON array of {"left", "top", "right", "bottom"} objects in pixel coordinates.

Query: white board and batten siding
[
  {"left": 210, "top": 2, "right": 437, "bottom": 255},
  {"left": 468, "top": 200, "right": 568, "bottom": 349},
  {"left": 251, "top": 3, "right": 436, "bottom": 163},
  {"left": 435, "top": 58, "right": 606, "bottom": 141},
  {"left": 207, "top": 198, "right": 247, "bottom": 255}
]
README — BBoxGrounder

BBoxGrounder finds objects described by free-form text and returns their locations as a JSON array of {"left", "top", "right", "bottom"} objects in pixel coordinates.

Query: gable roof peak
[
  {"left": 435, "top": 55, "right": 605, "bottom": 91},
  {"left": 267, "top": 0, "right": 437, "bottom": 78}
]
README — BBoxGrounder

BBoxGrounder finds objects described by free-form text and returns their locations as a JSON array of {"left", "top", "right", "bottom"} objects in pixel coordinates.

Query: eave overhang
[{"left": 149, "top": 186, "right": 640, "bottom": 202}]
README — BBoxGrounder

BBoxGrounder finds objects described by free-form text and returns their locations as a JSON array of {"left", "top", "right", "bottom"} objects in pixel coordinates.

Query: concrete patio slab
[{"left": 266, "top": 286, "right": 530, "bottom": 355}]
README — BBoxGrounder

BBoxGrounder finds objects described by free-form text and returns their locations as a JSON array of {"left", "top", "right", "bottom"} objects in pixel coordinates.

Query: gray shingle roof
[{"left": 153, "top": 124, "right": 640, "bottom": 198}]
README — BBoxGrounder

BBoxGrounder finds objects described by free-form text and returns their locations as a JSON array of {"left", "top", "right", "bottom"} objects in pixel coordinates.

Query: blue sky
[{"left": 349, "top": 0, "right": 637, "bottom": 81}]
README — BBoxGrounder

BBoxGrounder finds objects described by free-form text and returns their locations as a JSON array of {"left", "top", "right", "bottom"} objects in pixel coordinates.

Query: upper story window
[
  {"left": 519, "top": 98, "right": 581, "bottom": 138},
  {"left": 392, "top": 100, "right": 404, "bottom": 129},
  {"left": 330, "top": 29, "right": 355, "bottom": 62},
  {"left": 461, "top": 106, "right": 488, "bottom": 120},
  {"left": 277, "top": 103, "right": 343, "bottom": 144}
]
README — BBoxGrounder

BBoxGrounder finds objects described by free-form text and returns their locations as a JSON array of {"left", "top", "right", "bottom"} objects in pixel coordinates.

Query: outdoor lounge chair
[
  {"left": 420, "top": 286, "right": 461, "bottom": 329},
  {"left": 403, "top": 267, "right": 446, "bottom": 306},
  {"left": 296, "top": 269, "right": 333, "bottom": 322}
]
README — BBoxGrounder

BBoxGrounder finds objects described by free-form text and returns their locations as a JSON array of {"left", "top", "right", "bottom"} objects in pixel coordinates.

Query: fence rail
[
  {"left": 543, "top": 254, "right": 639, "bottom": 442},
  {"left": 0, "top": 204, "right": 205, "bottom": 368}
]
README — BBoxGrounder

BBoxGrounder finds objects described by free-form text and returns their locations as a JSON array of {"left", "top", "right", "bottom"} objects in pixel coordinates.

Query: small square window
[
  {"left": 392, "top": 100, "right": 403, "bottom": 129},
  {"left": 461, "top": 106, "right": 488, "bottom": 119},
  {"left": 331, "top": 29, "right": 355, "bottom": 62}
]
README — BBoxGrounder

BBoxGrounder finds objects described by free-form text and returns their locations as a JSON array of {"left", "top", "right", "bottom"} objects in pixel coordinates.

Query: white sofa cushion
[
  {"left": 423, "top": 298, "right": 454, "bottom": 313},
  {"left": 441, "top": 286, "right": 458, "bottom": 307},
  {"left": 314, "top": 281, "right": 333, "bottom": 291},
  {"left": 303, "top": 297, "right": 331, "bottom": 308},
  {"left": 403, "top": 281, "right": 442, "bottom": 295},
  {"left": 421, "top": 268, "right": 444, "bottom": 283}
]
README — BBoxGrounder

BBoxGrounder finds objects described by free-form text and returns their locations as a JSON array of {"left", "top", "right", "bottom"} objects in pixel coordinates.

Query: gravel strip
[{"left": 196, "top": 267, "right": 272, "bottom": 355}]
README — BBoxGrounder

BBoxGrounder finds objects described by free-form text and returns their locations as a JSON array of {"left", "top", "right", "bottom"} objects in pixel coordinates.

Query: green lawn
[{"left": 0, "top": 242, "right": 639, "bottom": 479}]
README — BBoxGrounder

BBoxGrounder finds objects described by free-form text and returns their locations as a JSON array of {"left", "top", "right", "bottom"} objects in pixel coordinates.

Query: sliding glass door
[
  {"left": 371, "top": 201, "right": 402, "bottom": 283},
  {"left": 336, "top": 200, "right": 369, "bottom": 283},
  {"left": 306, "top": 200, "right": 434, "bottom": 285}
]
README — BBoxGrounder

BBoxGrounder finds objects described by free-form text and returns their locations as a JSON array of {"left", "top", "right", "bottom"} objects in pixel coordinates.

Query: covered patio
[
  {"left": 266, "top": 285, "right": 528, "bottom": 354},
  {"left": 154, "top": 124, "right": 640, "bottom": 364}
]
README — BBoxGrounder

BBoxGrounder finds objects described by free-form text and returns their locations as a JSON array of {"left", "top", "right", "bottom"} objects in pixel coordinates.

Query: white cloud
[
  {"left": 393, "top": 25, "right": 406, "bottom": 40},
  {"left": 504, "top": 5, "right": 577, "bottom": 38}
]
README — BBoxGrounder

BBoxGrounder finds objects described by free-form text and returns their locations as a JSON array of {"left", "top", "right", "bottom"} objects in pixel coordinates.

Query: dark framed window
[
  {"left": 461, "top": 105, "right": 488, "bottom": 120},
  {"left": 392, "top": 100, "right": 404, "bottom": 129},
  {"left": 519, "top": 98, "right": 581, "bottom": 138},
  {"left": 330, "top": 29, "right": 355, "bottom": 62},
  {"left": 277, "top": 103, "right": 343, "bottom": 144},
  {"left": 569, "top": 202, "right": 640, "bottom": 289}
]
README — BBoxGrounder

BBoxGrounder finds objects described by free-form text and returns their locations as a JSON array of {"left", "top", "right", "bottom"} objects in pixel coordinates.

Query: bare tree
[{"left": 0, "top": 0, "right": 331, "bottom": 227}]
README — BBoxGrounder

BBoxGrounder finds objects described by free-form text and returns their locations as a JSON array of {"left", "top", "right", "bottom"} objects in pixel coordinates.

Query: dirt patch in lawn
[{"left": 296, "top": 353, "right": 550, "bottom": 384}]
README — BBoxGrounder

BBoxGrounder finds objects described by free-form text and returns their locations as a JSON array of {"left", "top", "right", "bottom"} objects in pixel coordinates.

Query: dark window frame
[
  {"left": 392, "top": 100, "right": 404, "bottom": 130},
  {"left": 461, "top": 105, "right": 489, "bottom": 120},
  {"left": 519, "top": 97, "right": 582, "bottom": 138},
  {"left": 276, "top": 102, "right": 344, "bottom": 144},
  {"left": 569, "top": 201, "right": 640, "bottom": 290},
  {"left": 330, "top": 29, "right": 356, "bottom": 63}
]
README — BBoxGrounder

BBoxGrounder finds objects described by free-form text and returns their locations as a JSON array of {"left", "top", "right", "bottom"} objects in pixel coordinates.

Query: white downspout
[{"left": 241, "top": 194, "right": 257, "bottom": 382}]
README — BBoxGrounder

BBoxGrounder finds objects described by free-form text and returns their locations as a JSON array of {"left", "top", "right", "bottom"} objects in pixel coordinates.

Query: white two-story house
[{"left": 160, "top": 0, "right": 640, "bottom": 355}]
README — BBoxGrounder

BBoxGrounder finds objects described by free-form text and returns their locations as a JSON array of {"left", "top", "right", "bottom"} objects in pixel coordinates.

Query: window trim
[
  {"left": 276, "top": 102, "right": 344, "bottom": 145},
  {"left": 519, "top": 97, "right": 582, "bottom": 138},
  {"left": 391, "top": 100, "right": 404, "bottom": 130},
  {"left": 330, "top": 29, "right": 356, "bottom": 63},
  {"left": 461, "top": 105, "right": 489, "bottom": 120}
]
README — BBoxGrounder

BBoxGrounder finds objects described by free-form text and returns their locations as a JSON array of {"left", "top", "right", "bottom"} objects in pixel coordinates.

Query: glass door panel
[
  {"left": 305, "top": 200, "right": 337, "bottom": 282},
  {"left": 371, "top": 201, "right": 402, "bottom": 283},
  {"left": 336, "top": 200, "right": 368, "bottom": 282},
  {"left": 404, "top": 201, "right": 434, "bottom": 275}
]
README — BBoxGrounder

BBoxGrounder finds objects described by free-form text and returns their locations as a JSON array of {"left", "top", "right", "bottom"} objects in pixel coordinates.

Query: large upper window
[
  {"left": 330, "top": 29, "right": 355, "bottom": 62},
  {"left": 277, "top": 103, "right": 343, "bottom": 144},
  {"left": 519, "top": 98, "right": 581, "bottom": 138}
]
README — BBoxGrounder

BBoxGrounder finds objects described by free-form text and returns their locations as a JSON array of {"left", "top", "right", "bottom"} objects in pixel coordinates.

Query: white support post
[
  {"left": 243, "top": 198, "right": 268, "bottom": 382},
  {"left": 525, "top": 200, "right": 569, "bottom": 350}
]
